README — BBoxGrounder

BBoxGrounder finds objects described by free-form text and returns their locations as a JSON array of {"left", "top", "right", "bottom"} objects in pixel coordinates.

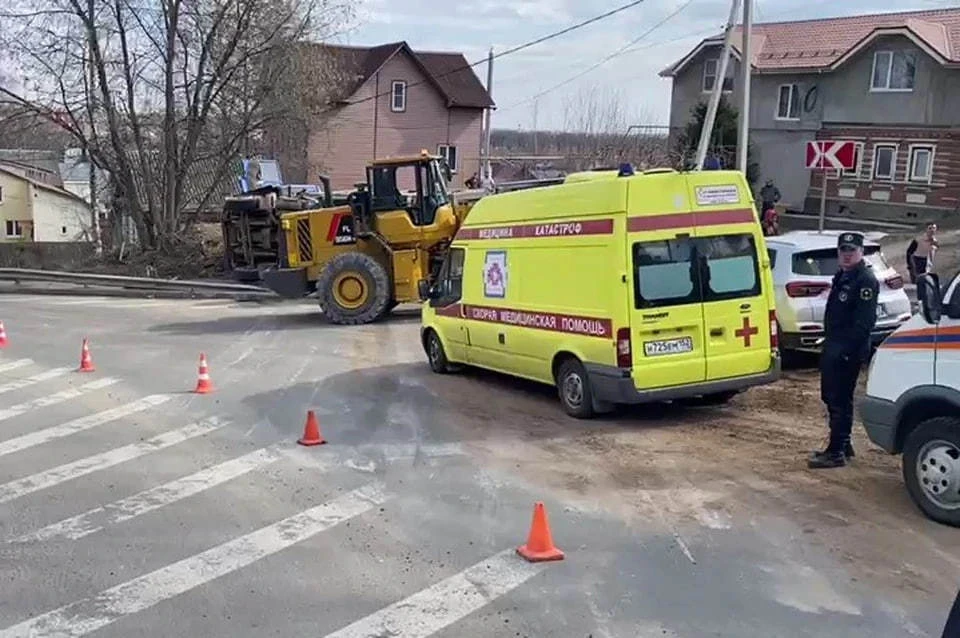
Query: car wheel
[
  {"left": 902, "top": 416, "right": 960, "bottom": 527},
  {"left": 424, "top": 330, "right": 453, "bottom": 374},
  {"left": 556, "top": 358, "right": 596, "bottom": 419}
]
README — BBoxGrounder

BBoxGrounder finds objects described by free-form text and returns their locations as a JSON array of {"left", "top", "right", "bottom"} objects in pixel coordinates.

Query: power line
[
  {"left": 502, "top": 0, "right": 694, "bottom": 112},
  {"left": 343, "top": 0, "right": 648, "bottom": 107}
]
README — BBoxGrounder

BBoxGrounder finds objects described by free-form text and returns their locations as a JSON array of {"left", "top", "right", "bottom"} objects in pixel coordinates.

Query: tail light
[
  {"left": 769, "top": 310, "right": 779, "bottom": 350},
  {"left": 785, "top": 281, "right": 831, "bottom": 298},
  {"left": 616, "top": 327, "right": 632, "bottom": 368},
  {"left": 885, "top": 274, "right": 904, "bottom": 290}
]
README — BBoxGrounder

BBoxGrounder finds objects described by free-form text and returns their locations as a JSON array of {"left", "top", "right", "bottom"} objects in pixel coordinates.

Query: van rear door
[
  {"left": 686, "top": 177, "right": 772, "bottom": 381},
  {"left": 627, "top": 174, "right": 706, "bottom": 390}
]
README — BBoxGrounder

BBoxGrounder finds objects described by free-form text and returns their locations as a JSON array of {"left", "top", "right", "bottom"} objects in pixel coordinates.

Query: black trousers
[
  {"left": 943, "top": 587, "right": 960, "bottom": 638},
  {"left": 820, "top": 347, "right": 862, "bottom": 448}
]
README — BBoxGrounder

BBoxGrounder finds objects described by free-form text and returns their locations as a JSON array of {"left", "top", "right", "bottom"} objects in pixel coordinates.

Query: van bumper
[
  {"left": 585, "top": 358, "right": 781, "bottom": 405},
  {"left": 858, "top": 395, "right": 898, "bottom": 453}
]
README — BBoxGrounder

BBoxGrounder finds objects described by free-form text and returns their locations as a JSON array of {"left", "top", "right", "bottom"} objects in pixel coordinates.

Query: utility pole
[
  {"left": 737, "top": 0, "right": 752, "bottom": 172},
  {"left": 695, "top": 0, "right": 741, "bottom": 170},
  {"left": 483, "top": 48, "right": 494, "bottom": 187},
  {"left": 533, "top": 99, "right": 539, "bottom": 155}
]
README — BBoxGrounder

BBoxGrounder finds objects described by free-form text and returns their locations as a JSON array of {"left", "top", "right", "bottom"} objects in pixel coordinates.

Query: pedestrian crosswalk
[{"left": 0, "top": 357, "right": 554, "bottom": 637}]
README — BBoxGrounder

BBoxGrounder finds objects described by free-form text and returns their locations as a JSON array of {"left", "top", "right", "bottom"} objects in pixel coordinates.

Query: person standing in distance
[{"left": 809, "top": 232, "right": 879, "bottom": 469}]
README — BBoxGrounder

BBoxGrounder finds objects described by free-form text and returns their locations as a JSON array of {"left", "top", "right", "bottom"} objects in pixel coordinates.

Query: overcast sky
[{"left": 342, "top": 0, "right": 955, "bottom": 131}]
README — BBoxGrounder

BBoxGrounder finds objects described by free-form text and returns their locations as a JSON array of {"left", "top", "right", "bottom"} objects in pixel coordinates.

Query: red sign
[
  {"left": 805, "top": 140, "right": 857, "bottom": 170},
  {"left": 734, "top": 316, "right": 759, "bottom": 347},
  {"left": 437, "top": 303, "right": 613, "bottom": 338}
]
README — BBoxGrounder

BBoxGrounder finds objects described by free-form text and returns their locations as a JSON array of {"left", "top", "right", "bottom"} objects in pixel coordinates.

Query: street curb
[{"left": 0, "top": 283, "right": 281, "bottom": 302}]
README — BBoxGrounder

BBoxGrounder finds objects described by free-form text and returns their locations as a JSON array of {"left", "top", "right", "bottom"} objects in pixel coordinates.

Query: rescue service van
[
  {"left": 859, "top": 271, "right": 960, "bottom": 527},
  {"left": 419, "top": 166, "right": 781, "bottom": 418}
]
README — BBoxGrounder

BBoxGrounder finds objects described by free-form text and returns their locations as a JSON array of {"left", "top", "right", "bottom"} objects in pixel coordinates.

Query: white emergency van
[{"left": 859, "top": 270, "right": 960, "bottom": 527}]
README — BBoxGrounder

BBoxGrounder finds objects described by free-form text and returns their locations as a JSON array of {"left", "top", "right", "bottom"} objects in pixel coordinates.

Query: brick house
[
  {"left": 660, "top": 8, "right": 960, "bottom": 223},
  {"left": 276, "top": 41, "right": 493, "bottom": 192}
]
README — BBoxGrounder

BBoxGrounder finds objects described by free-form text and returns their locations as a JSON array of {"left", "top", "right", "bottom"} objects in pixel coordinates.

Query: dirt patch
[
  {"left": 881, "top": 229, "right": 960, "bottom": 278},
  {"left": 435, "top": 365, "right": 958, "bottom": 610}
]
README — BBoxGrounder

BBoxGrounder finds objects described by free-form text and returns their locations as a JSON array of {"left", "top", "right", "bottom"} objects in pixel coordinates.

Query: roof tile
[{"left": 666, "top": 8, "right": 960, "bottom": 75}]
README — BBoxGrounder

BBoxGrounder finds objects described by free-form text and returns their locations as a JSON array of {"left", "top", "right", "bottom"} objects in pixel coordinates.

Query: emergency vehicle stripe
[
  {"left": 627, "top": 208, "right": 754, "bottom": 232},
  {"left": 455, "top": 218, "right": 614, "bottom": 241},
  {"left": 437, "top": 303, "right": 613, "bottom": 338},
  {"left": 881, "top": 326, "right": 960, "bottom": 349}
]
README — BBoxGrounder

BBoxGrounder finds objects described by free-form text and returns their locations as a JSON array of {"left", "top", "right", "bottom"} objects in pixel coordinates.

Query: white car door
[{"left": 936, "top": 272, "right": 960, "bottom": 387}]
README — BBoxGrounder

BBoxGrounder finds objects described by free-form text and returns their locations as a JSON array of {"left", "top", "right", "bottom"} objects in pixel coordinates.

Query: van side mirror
[
  {"left": 947, "top": 278, "right": 960, "bottom": 319},
  {"left": 418, "top": 279, "right": 432, "bottom": 300},
  {"left": 917, "top": 273, "right": 942, "bottom": 324}
]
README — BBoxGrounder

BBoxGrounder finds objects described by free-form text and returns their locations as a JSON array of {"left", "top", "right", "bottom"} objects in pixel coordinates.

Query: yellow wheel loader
[{"left": 259, "top": 151, "right": 473, "bottom": 324}]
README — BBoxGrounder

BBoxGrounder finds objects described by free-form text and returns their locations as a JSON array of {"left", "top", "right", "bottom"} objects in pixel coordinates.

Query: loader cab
[{"left": 366, "top": 154, "right": 450, "bottom": 227}]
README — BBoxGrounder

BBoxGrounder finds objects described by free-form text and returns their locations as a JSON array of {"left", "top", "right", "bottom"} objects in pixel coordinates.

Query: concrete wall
[
  {"left": 668, "top": 45, "right": 743, "bottom": 131},
  {"left": 310, "top": 49, "right": 485, "bottom": 191},
  {"left": 820, "top": 35, "right": 960, "bottom": 126},
  {"left": 31, "top": 186, "right": 89, "bottom": 242},
  {"left": 0, "top": 241, "right": 92, "bottom": 268}
]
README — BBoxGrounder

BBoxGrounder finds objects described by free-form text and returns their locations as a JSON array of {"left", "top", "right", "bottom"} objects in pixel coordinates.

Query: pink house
[{"left": 292, "top": 41, "right": 493, "bottom": 192}]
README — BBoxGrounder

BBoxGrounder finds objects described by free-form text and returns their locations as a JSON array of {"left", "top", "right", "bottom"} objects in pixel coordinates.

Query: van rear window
[{"left": 633, "top": 234, "right": 760, "bottom": 309}]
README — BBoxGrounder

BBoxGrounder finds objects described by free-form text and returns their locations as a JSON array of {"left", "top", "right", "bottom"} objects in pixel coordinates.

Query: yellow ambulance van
[{"left": 419, "top": 166, "right": 781, "bottom": 418}]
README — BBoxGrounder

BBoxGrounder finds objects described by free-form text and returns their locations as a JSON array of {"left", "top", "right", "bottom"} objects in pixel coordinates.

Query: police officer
[{"left": 809, "top": 231, "right": 879, "bottom": 469}]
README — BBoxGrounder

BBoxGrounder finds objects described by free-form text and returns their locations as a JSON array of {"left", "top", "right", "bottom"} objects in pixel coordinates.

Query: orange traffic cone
[
  {"left": 194, "top": 353, "right": 212, "bottom": 394},
  {"left": 79, "top": 338, "right": 95, "bottom": 372},
  {"left": 298, "top": 410, "right": 326, "bottom": 446},
  {"left": 517, "top": 502, "right": 564, "bottom": 562},
  {"left": 0, "top": 321, "right": 7, "bottom": 348}
]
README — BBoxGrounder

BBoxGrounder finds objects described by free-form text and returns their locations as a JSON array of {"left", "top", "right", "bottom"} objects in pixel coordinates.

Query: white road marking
[
  {"left": 0, "top": 359, "right": 32, "bottom": 374},
  {"left": 0, "top": 377, "right": 119, "bottom": 422},
  {"left": 0, "top": 395, "right": 170, "bottom": 459},
  {"left": 323, "top": 548, "right": 549, "bottom": 638},
  {"left": 15, "top": 446, "right": 281, "bottom": 542},
  {"left": 0, "top": 418, "right": 227, "bottom": 504},
  {"left": 0, "top": 483, "right": 389, "bottom": 638},
  {"left": 0, "top": 368, "right": 72, "bottom": 396}
]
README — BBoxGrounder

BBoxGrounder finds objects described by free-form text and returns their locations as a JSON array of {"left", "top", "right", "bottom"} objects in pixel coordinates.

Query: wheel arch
[{"left": 894, "top": 385, "right": 960, "bottom": 453}]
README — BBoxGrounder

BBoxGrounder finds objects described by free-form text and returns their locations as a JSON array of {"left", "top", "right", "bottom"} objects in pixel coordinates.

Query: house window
[
  {"left": 840, "top": 142, "right": 865, "bottom": 179},
  {"left": 908, "top": 145, "right": 934, "bottom": 183},
  {"left": 776, "top": 84, "right": 800, "bottom": 120},
  {"left": 391, "top": 81, "right": 407, "bottom": 112},
  {"left": 437, "top": 145, "right": 458, "bottom": 173},
  {"left": 702, "top": 59, "right": 734, "bottom": 93},
  {"left": 4, "top": 220, "right": 25, "bottom": 238},
  {"left": 872, "top": 144, "right": 898, "bottom": 181},
  {"left": 871, "top": 51, "right": 916, "bottom": 91}
]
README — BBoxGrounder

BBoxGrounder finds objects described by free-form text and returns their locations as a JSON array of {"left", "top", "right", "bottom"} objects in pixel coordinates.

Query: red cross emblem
[
  {"left": 734, "top": 316, "right": 759, "bottom": 347},
  {"left": 487, "top": 263, "right": 503, "bottom": 287}
]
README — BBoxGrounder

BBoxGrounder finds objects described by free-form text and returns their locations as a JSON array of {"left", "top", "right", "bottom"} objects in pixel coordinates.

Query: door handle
[
  {"left": 498, "top": 333, "right": 505, "bottom": 345},
  {"left": 710, "top": 327, "right": 723, "bottom": 337}
]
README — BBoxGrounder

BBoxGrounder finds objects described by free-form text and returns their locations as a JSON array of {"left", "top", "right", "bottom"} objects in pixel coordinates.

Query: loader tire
[{"left": 317, "top": 253, "right": 391, "bottom": 325}]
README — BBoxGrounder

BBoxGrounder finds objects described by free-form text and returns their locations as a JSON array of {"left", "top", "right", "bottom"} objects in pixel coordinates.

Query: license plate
[{"left": 643, "top": 337, "right": 694, "bottom": 357}]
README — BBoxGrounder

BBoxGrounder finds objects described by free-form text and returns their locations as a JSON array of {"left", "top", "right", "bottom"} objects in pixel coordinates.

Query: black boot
[
  {"left": 808, "top": 448, "right": 847, "bottom": 469},
  {"left": 844, "top": 441, "right": 855, "bottom": 459}
]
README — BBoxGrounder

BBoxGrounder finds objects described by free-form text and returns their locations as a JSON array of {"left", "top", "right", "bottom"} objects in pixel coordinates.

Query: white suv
[{"left": 765, "top": 231, "right": 912, "bottom": 354}]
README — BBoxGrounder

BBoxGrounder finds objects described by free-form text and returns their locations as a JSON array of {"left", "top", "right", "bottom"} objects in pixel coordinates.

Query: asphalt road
[{"left": 0, "top": 292, "right": 954, "bottom": 637}]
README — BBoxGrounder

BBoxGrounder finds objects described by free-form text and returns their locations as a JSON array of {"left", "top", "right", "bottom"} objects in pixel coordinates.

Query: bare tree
[
  {"left": 0, "top": 0, "right": 354, "bottom": 250},
  {"left": 560, "top": 87, "right": 671, "bottom": 170}
]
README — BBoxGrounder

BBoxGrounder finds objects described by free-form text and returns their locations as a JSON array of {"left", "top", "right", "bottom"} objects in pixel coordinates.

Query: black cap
[{"left": 837, "top": 232, "right": 864, "bottom": 249}]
